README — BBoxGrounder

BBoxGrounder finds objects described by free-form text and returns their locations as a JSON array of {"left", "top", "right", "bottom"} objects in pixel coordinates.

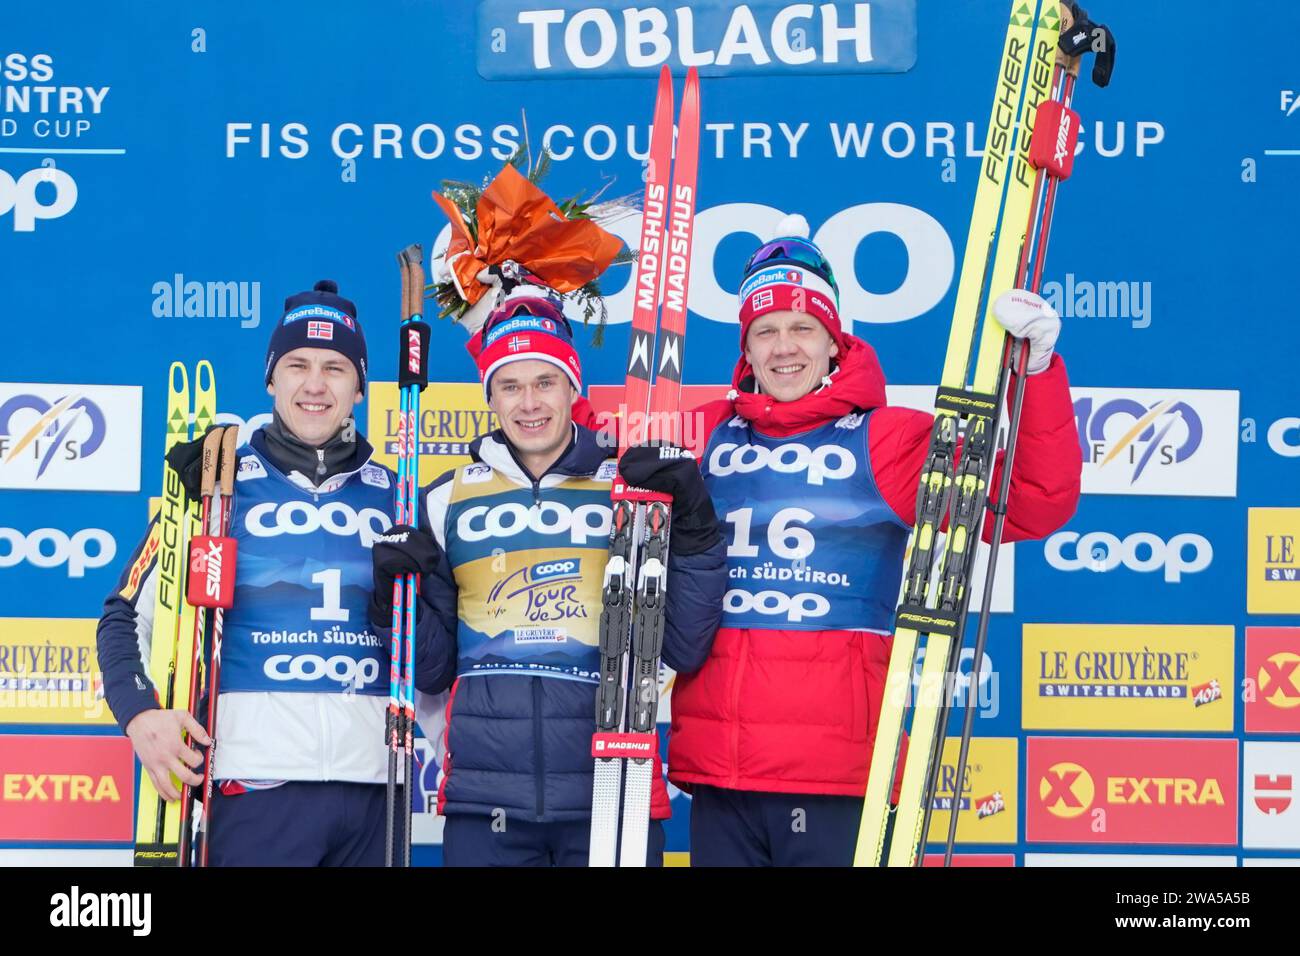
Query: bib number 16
[{"left": 724, "top": 507, "right": 816, "bottom": 561}]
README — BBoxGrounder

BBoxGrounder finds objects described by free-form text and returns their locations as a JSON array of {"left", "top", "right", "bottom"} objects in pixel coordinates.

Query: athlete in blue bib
[
  {"left": 372, "top": 291, "right": 728, "bottom": 867},
  {"left": 98, "top": 279, "right": 404, "bottom": 866}
]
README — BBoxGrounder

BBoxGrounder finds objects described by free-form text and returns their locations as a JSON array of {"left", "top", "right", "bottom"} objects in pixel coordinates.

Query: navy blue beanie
[{"left": 264, "top": 279, "right": 368, "bottom": 391}]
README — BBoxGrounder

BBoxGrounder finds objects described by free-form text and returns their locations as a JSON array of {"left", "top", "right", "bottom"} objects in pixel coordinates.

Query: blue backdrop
[{"left": 3, "top": 0, "right": 1299, "bottom": 866}]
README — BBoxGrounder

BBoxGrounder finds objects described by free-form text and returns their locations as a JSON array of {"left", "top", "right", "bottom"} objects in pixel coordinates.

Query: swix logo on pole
[{"left": 186, "top": 535, "right": 237, "bottom": 609}]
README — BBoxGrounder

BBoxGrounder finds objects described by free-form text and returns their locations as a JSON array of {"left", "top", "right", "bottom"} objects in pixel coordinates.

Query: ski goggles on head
[{"left": 742, "top": 237, "right": 839, "bottom": 301}]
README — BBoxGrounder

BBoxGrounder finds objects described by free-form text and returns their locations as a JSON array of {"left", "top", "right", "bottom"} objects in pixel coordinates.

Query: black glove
[
  {"left": 164, "top": 429, "right": 214, "bottom": 501},
  {"left": 617, "top": 444, "right": 721, "bottom": 557},
  {"left": 369, "top": 524, "right": 441, "bottom": 627},
  {"left": 1060, "top": 2, "right": 1115, "bottom": 88}
]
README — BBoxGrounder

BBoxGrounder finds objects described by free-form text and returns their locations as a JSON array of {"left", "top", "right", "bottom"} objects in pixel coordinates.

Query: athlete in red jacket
[{"left": 668, "top": 218, "right": 1081, "bottom": 866}]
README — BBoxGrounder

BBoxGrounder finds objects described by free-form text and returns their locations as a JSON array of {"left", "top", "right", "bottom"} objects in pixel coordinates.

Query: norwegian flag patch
[
  {"left": 307, "top": 321, "right": 334, "bottom": 340},
  {"left": 507, "top": 335, "right": 531, "bottom": 353}
]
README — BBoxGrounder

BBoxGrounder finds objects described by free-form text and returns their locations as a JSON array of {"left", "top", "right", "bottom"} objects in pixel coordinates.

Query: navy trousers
[
  {"left": 206, "top": 781, "right": 386, "bottom": 867},
  {"left": 442, "top": 814, "right": 665, "bottom": 867},
  {"left": 688, "top": 785, "right": 868, "bottom": 867}
]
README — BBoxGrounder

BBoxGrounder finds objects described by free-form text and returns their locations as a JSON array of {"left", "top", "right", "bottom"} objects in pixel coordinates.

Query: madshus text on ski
[{"left": 94, "top": 0, "right": 1114, "bottom": 868}]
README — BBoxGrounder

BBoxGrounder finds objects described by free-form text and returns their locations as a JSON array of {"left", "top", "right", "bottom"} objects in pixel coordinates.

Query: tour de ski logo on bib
[{"left": 488, "top": 557, "right": 588, "bottom": 642}]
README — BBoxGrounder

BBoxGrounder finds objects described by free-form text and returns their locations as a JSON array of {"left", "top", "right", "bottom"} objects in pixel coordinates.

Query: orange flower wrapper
[{"left": 432, "top": 163, "right": 623, "bottom": 307}]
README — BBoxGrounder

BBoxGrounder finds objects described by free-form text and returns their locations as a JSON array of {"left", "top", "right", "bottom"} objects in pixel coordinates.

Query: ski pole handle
[
  {"left": 1056, "top": 2, "right": 1085, "bottom": 78},
  {"left": 218, "top": 425, "right": 238, "bottom": 495},
  {"left": 199, "top": 427, "right": 223, "bottom": 499}
]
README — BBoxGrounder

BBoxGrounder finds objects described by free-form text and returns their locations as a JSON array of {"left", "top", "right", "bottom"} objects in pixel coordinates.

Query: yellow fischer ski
[
  {"left": 854, "top": 0, "right": 1058, "bottom": 868},
  {"left": 134, "top": 359, "right": 215, "bottom": 866},
  {"left": 889, "top": 3, "right": 1060, "bottom": 868}
]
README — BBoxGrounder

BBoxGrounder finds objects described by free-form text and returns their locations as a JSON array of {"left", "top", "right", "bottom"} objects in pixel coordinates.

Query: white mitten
[{"left": 993, "top": 289, "right": 1060, "bottom": 375}]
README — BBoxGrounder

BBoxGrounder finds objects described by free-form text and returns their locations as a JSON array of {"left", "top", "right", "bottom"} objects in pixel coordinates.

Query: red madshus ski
[{"left": 589, "top": 65, "right": 700, "bottom": 868}]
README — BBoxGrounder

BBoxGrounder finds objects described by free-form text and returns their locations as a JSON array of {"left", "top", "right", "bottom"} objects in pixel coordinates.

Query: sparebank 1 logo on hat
[{"left": 0, "top": 384, "right": 142, "bottom": 491}]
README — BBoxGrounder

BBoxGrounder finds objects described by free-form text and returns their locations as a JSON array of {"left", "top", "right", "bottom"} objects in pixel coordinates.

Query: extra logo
[
  {"left": 1244, "top": 742, "right": 1300, "bottom": 849},
  {"left": 0, "top": 735, "right": 133, "bottom": 842},
  {"left": 708, "top": 441, "right": 856, "bottom": 486},
  {"left": 1246, "top": 628, "right": 1300, "bottom": 734},
  {"left": 1072, "top": 388, "right": 1238, "bottom": 497},
  {"left": 1044, "top": 530, "right": 1212, "bottom": 583},
  {"left": 1039, "top": 762, "right": 1095, "bottom": 819},
  {"left": 0, "top": 527, "right": 115, "bottom": 578},
  {"left": 0, "top": 384, "right": 142, "bottom": 491},
  {"left": 244, "top": 501, "right": 392, "bottom": 548},
  {"left": 0, "top": 166, "right": 78, "bottom": 231},
  {"left": 1027, "top": 737, "right": 1238, "bottom": 846},
  {"left": 458, "top": 500, "right": 609, "bottom": 545},
  {"left": 1248, "top": 509, "right": 1300, "bottom": 614}
]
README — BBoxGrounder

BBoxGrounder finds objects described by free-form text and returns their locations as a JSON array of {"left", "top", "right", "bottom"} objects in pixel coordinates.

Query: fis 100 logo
[{"left": 1072, "top": 388, "right": 1238, "bottom": 497}]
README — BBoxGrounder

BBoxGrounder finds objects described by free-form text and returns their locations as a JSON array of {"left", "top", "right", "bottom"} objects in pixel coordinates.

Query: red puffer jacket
[{"left": 667, "top": 334, "right": 1082, "bottom": 797}]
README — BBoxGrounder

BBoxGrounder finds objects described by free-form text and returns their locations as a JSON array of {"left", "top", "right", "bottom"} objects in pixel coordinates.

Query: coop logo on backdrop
[
  {"left": 1044, "top": 530, "right": 1212, "bottom": 583},
  {"left": 476, "top": 0, "right": 917, "bottom": 79},
  {"left": 0, "top": 527, "right": 116, "bottom": 578},
  {"left": 2, "top": 53, "right": 115, "bottom": 232},
  {"left": 1072, "top": 387, "right": 1238, "bottom": 497},
  {"left": 0, "top": 384, "right": 142, "bottom": 491},
  {"left": 1269, "top": 417, "right": 1300, "bottom": 457}
]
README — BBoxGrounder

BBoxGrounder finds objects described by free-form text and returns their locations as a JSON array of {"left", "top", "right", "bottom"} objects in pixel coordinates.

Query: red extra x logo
[
  {"left": 1027, "top": 738, "right": 1238, "bottom": 845},
  {"left": 1247, "top": 628, "right": 1300, "bottom": 733}
]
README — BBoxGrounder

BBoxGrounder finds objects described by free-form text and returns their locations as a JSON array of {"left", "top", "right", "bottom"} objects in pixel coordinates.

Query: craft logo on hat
[{"left": 307, "top": 320, "right": 333, "bottom": 341}]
